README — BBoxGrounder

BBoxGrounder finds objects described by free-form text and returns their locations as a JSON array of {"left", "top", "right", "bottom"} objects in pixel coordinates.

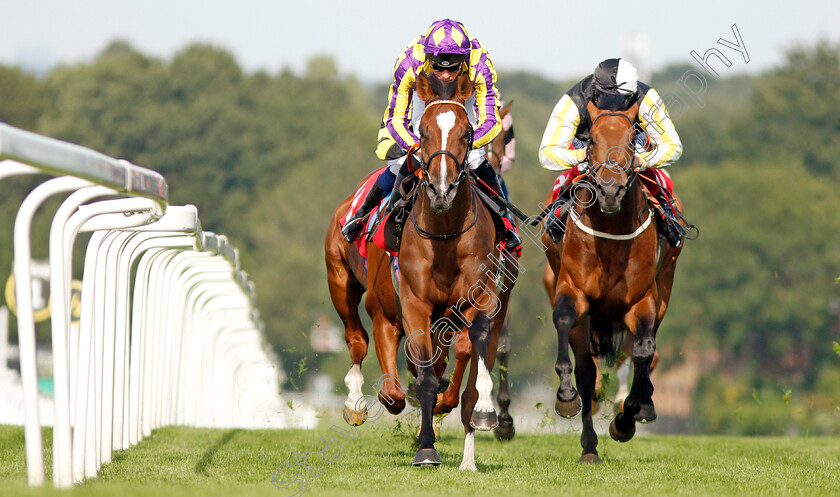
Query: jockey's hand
[
  {"left": 578, "top": 161, "right": 589, "bottom": 173},
  {"left": 634, "top": 154, "right": 648, "bottom": 171}
]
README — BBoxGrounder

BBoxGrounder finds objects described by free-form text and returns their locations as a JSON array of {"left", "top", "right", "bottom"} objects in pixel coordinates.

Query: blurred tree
[
  {"left": 0, "top": 65, "right": 44, "bottom": 130},
  {"left": 667, "top": 159, "right": 840, "bottom": 385},
  {"left": 745, "top": 41, "right": 840, "bottom": 176}
]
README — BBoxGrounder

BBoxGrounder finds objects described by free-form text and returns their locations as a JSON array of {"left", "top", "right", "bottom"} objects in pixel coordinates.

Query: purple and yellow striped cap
[{"left": 422, "top": 19, "right": 472, "bottom": 57}]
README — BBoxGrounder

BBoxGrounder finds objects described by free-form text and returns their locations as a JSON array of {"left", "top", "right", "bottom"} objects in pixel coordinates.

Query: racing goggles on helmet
[
  {"left": 593, "top": 88, "right": 637, "bottom": 111},
  {"left": 427, "top": 53, "right": 468, "bottom": 72}
]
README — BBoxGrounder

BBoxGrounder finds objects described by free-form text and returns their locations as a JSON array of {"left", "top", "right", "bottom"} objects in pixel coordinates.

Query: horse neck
[{"left": 416, "top": 178, "right": 475, "bottom": 233}]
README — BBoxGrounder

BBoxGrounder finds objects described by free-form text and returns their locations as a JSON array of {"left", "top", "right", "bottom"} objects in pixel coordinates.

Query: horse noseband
[{"left": 419, "top": 124, "right": 474, "bottom": 192}]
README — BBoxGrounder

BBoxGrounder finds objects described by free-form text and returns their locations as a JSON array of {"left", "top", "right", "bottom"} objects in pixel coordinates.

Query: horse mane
[
  {"left": 427, "top": 75, "right": 458, "bottom": 100},
  {"left": 417, "top": 71, "right": 473, "bottom": 103}
]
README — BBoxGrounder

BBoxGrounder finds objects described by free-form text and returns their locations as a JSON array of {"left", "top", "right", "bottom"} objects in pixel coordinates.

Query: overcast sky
[{"left": 1, "top": 0, "right": 837, "bottom": 83}]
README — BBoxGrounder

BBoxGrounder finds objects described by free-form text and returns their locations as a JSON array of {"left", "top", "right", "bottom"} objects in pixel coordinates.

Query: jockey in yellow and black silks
[
  {"left": 539, "top": 58, "right": 687, "bottom": 247},
  {"left": 342, "top": 18, "right": 521, "bottom": 252}
]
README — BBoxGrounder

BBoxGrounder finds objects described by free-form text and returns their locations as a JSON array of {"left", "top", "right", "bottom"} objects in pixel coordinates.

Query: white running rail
[{"left": 0, "top": 122, "right": 308, "bottom": 488}]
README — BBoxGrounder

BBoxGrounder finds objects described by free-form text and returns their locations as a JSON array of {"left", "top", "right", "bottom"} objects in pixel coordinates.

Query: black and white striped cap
[{"left": 593, "top": 58, "right": 638, "bottom": 95}]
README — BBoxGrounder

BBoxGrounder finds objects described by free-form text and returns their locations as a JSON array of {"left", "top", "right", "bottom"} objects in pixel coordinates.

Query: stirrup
[
  {"left": 657, "top": 215, "right": 684, "bottom": 248},
  {"left": 545, "top": 201, "right": 571, "bottom": 243},
  {"left": 341, "top": 217, "right": 367, "bottom": 243},
  {"left": 505, "top": 229, "right": 522, "bottom": 252}
]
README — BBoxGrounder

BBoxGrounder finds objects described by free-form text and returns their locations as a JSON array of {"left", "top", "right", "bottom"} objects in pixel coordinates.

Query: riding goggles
[{"left": 427, "top": 53, "right": 468, "bottom": 71}]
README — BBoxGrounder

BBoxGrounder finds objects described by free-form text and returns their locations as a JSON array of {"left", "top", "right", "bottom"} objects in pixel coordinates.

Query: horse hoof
[
  {"left": 579, "top": 453, "right": 601, "bottom": 464},
  {"left": 609, "top": 416, "right": 636, "bottom": 443},
  {"left": 470, "top": 409, "right": 499, "bottom": 431},
  {"left": 343, "top": 406, "right": 366, "bottom": 426},
  {"left": 494, "top": 414, "right": 515, "bottom": 441},
  {"left": 380, "top": 395, "right": 406, "bottom": 415},
  {"left": 555, "top": 395, "right": 582, "bottom": 418},
  {"left": 635, "top": 403, "right": 657, "bottom": 423},
  {"left": 412, "top": 448, "right": 441, "bottom": 466}
]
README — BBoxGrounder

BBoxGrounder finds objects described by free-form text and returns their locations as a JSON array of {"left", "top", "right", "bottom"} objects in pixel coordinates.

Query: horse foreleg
[
  {"left": 611, "top": 301, "right": 657, "bottom": 442},
  {"left": 494, "top": 314, "right": 515, "bottom": 441},
  {"left": 371, "top": 314, "right": 406, "bottom": 415},
  {"left": 326, "top": 258, "right": 369, "bottom": 426},
  {"left": 460, "top": 312, "right": 497, "bottom": 472},
  {"left": 571, "top": 325, "right": 600, "bottom": 463},
  {"left": 436, "top": 329, "right": 470, "bottom": 415},
  {"left": 468, "top": 312, "right": 498, "bottom": 430},
  {"left": 615, "top": 341, "right": 659, "bottom": 417},
  {"left": 553, "top": 289, "right": 587, "bottom": 418},
  {"left": 403, "top": 302, "right": 440, "bottom": 466}
]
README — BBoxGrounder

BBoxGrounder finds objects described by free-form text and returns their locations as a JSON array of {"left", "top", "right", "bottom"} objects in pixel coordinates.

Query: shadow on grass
[{"left": 195, "top": 429, "right": 241, "bottom": 476}]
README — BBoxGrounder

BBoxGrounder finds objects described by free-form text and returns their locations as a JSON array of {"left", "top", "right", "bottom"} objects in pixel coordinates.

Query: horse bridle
[
  {"left": 411, "top": 99, "right": 478, "bottom": 240},
  {"left": 416, "top": 99, "right": 475, "bottom": 192},
  {"left": 585, "top": 111, "right": 640, "bottom": 193}
]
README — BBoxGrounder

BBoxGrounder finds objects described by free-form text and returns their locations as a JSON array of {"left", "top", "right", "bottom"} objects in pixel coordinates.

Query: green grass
[{"left": 1, "top": 423, "right": 838, "bottom": 496}]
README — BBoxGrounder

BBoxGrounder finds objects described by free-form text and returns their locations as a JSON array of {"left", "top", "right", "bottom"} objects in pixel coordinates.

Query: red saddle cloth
[{"left": 340, "top": 167, "right": 388, "bottom": 258}]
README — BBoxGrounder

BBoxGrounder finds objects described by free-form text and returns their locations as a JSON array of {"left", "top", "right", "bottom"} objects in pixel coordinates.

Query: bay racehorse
[
  {"left": 542, "top": 101, "right": 682, "bottom": 463},
  {"left": 401, "top": 70, "right": 514, "bottom": 469}
]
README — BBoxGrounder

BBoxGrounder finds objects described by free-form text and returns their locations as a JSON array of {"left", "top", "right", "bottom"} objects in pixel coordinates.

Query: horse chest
[{"left": 576, "top": 252, "right": 654, "bottom": 307}]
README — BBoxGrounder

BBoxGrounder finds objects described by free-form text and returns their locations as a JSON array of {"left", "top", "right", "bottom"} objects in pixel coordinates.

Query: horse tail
[{"left": 589, "top": 316, "right": 624, "bottom": 366}]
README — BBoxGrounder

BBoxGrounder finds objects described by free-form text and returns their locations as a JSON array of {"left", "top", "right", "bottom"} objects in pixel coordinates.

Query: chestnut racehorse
[
  {"left": 401, "top": 70, "right": 513, "bottom": 469},
  {"left": 325, "top": 174, "right": 408, "bottom": 424},
  {"left": 542, "top": 101, "right": 682, "bottom": 463},
  {"left": 325, "top": 77, "right": 516, "bottom": 458}
]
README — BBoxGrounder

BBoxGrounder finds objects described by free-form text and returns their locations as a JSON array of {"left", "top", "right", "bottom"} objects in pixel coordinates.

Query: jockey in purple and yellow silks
[
  {"left": 539, "top": 58, "right": 687, "bottom": 247},
  {"left": 342, "top": 18, "right": 521, "bottom": 252}
]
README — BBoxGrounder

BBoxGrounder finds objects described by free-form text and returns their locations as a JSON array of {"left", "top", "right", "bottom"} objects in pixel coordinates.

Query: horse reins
[{"left": 410, "top": 189, "right": 480, "bottom": 240}]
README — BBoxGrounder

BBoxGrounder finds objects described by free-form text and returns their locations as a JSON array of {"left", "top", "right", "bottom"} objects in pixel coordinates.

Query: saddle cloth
[{"left": 340, "top": 167, "right": 389, "bottom": 258}]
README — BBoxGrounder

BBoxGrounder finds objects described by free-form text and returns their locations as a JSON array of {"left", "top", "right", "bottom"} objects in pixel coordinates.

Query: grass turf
[{"left": 1, "top": 423, "right": 838, "bottom": 496}]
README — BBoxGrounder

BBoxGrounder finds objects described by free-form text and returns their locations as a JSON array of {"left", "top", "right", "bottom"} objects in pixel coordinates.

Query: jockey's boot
[
  {"left": 341, "top": 182, "right": 385, "bottom": 243},
  {"left": 544, "top": 187, "right": 573, "bottom": 243},
  {"left": 473, "top": 159, "right": 521, "bottom": 251},
  {"left": 654, "top": 191, "right": 685, "bottom": 248},
  {"left": 385, "top": 168, "right": 416, "bottom": 213}
]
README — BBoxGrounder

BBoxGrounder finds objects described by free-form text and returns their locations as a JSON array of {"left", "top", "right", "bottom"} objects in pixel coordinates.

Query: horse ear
[
  {"left": 456, "top": 72, "right": 473, "bottom": 102},
  {"left": 587, "top": 100, "right": 602, "bottom": 120},
  {"left": 500, "top": 100, "right": 513, "bottom": 118},
  {"left": 416, "top": 71, "right": 433, "bottom": 102},
  {"left": 624, "top": 102, "right": 640, "bottom": 120}
]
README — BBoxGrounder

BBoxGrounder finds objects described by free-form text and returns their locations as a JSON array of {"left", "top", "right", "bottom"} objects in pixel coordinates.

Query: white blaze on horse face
[
  {"left": 474, "top": 357, "right": 494, "bottom": 412},
  {"left": 459, "top": 431, "right": 476, "bottom": 471},
  {"left": 344, "top": 364, "right": 364, "bottom": 412},
  {"left": 435, "top": 110, "right": 457, "bottom": 192}
]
